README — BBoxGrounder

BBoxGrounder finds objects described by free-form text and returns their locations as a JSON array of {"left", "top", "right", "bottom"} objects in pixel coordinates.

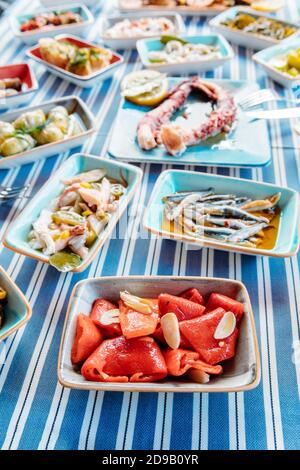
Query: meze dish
[
  {"left": 0, "top": 286, "right": 7, "bottom": 330},
  {"left": 38, "top": 37, "right": 113, "bottom": 76},
  {"left": 163, "top": 188, "right": 281, "bottom": 249},
  {"left": 0, "top": 105, "right": 81, "bottom": 158},
  {"left": 105, "top": 15, "right": 177, "bottom": 38},
  {"left": 29, "top": 168, "right": 128, "bottom": 272},
  {"left": 70, "top": 287, "right": 244, "bottom": 384},
  {"left": 268, "top": 46, "right": 300, "bottom": 79},
  {"left": 135, "top": 75, "right": 237, "bottom": 157},
  {"left": 146, "top": 35, "right": 222, "bottom": 64},
  {"left": 19, "top": 9, "right": 84, "bottom": 32}
]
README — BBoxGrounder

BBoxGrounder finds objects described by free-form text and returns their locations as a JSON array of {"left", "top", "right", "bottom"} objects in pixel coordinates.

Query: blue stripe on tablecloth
[{"left": 0, "top": 0, "right": 299, "bottom": 451}]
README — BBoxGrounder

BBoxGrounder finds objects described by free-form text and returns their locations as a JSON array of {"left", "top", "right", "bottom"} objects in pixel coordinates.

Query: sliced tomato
[
  {"left": 163, "top": 348, "right": 223, "bottom": 376},
  {"left": 206, "top": 293, "right": 244, "bottom": 322},
  {"left": 158, "top": 293, "right": 206, "bottom": 321},
  {"left": 179, "top": 308, "right": 239, "bottom": 365},
  {"left": 119, "top": 299, "right": 159, "bottom": 339},
  {"left": 90, "top": 298, "right": 122, "bottom": 338},
  {"left": 179, "top": 288, "right": 204, "bottom": 305},
  {"left": 71, "top": 314, "right": 103, "bottom": 365}
]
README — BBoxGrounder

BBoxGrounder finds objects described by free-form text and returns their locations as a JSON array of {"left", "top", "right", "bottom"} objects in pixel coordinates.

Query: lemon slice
[
  {"left": 251, "top": 0, "right": 285, "bottom": 12},
  {"left": 121, "top": 70, "right": 169, "bottom": 107}
]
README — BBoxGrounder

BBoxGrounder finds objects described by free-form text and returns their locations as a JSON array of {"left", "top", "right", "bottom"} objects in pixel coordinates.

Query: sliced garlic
[
  {"left": 120, "top": 291, "right": 152, "bottom": 314},
  {"left": 214, "top": 311, "right": 236, "bottom": 340},
  {"left": 161, "top": 312, "right": 180, "bottom": 350},
  {"left": 100, "top": 309, "right": 120, "bottom": 325},
  {"left": 186, "top": 369, "right": 210, "bottom": 384}
]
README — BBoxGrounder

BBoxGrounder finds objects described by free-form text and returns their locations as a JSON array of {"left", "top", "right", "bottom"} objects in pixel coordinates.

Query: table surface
[{"left": 0, "top": 0, "right": 299, "bottom": 451}]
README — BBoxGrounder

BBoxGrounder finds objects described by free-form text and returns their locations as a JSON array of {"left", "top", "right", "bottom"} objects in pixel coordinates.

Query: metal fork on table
[
  {"left": 238, "top": 89, "right": 300, "bottom": 111},
  {"left": 0, "top": 184, "right": 29, "bottom": 202}
]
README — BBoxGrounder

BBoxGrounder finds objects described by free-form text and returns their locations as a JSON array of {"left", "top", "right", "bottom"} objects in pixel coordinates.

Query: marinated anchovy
[{"left": 163, "top": 189, "right": 281, "bottom": 248}]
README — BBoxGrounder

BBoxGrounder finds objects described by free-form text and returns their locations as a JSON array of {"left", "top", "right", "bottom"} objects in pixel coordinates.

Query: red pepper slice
[
  {"left": 71, "top": 314, "right": 103, "bottom": 365},
  {"left": 180, "top": 308, "right": 239, "bottom": 365},
  {"left": 90, "top": 298, "right": 122, "bottom": 338},
  {"left": 119, "top": 299, "right": 159, "bottom": 339},
  {"left": 81, "top": 336, "right": 167, "bottom": 383},
  {"left": 179, "top": 288, "right": 204, "bottom": 305},
  {"left": 158, "top": 293, "right": 206, "bottom": 321},
  {"left": 164, "top": 348, "right": 223, "bottom": 376},
  {"left": 206, "top": 293, "right": 244, "bottom": 322}
]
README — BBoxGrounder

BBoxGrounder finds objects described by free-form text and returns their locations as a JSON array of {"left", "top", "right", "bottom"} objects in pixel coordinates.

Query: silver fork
[
  {"left": 0, "top": 184, "right": 29, "bottom": 201},
  {"left": 238, "top": 89, "right": 300, "bottom": 110}
]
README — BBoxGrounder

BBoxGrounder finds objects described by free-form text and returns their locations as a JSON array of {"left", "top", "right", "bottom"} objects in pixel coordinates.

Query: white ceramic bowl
[
  {"left": 27, "top": 34, "right": 124, "bottom": 88},
  {"left": 137, "top": 34, "right": 234, "bottom": 75},
  {"left": 99, "top": 12, "right": 185, "bottom": 50},
  {"left": 209, "top": 7, "right": 300, "bottom": 51},
  {"left": 11, "top": 4, "right": 94, "bottom": 45},
  {"left": 58, "top": 275, "right": 261, "bottom": 393},
  {"left": 0, "top": 96, "right": 96, "bottom": 169}
]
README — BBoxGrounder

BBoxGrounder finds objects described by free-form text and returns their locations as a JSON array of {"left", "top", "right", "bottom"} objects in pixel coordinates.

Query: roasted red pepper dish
[
  {"left": 71, "top": 288, "right": 244, "bottom": 384},
  {"left": 20, "top": 11, "right": 83, "bottom": 33}
]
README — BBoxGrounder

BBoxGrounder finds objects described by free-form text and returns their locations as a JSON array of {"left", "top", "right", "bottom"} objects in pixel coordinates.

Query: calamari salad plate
[
  {"left": 27, "top": 35, "right": 124, "bottom": 88},
  {"left": 58, "top": 276, "right": 260, "bottom": 393},
  {"left": 11, "top": 4, "right": 94, "bottom": 45},
  {"left": 0, "top": 266, "right": 32, "bottom": 343},
  {"left": 0, "top": 96, "right": 95, "bottom": 169},
  {"left": 3, "top": 154, "right": 143, "bottom": 273},
  {"left": 100, "top": 13, "right": 185, "bottom": 50},
  {"left": 136, "top": 34, "right": 234, "bottom": 75},
  {"left": 143, "top": 170, "right": 300, "bottom": 258},
  {"left": 108, "top": 78, "right": 271, "bottom": 167},
  {"left": 253, "top": 39, "right": 300, "bottom": 88}
]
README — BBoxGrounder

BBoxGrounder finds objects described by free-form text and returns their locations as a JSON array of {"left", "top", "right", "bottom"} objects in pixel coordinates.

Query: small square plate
[
  {"left": 100, "top": 12, "right": 185, "bottom": 50},
  {"left": 209, "top": 7, "right": 299, "bottom": 51},
  {"left": 137, "top": 34, "right": 234, "bottom": 75},
  {"left": 108, "top": 78, "right": 271, "bottom": 167},
  {"left": 0, "top": 266, "right": 32, "bottom": 343},
  {"left": 143, "top": 169, "right": 300, "bottom": 258},
  {"left": 0, "top": 63, "right": 38, "bottom": 110},
  {"left": 3, "top": 154, "right": 143, "bottom": 273},
  {"left": 11, "top": 4, "right": 94, "bottom": 45},
  {"left": 27, "top": 35, "right": 124, "bottom": 88},
  {"left": 58, "top": 276, "right": 261, "bottom": 393}
]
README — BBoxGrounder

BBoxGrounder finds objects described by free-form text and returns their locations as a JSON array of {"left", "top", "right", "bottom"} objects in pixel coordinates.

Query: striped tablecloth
[{"left": 0, "top": 0, "right": 299, "bottom": 451}]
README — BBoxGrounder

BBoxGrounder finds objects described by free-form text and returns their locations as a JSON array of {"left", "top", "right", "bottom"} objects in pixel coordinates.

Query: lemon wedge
[
  {"left": 121, "top": 70, "right": 169, "bottom": 107},
  {"left": 251, "top": 0, "right": 285, "bottom": 12}
]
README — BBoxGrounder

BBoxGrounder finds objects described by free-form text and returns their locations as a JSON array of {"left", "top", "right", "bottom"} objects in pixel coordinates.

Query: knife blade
[{"left": 246, "top": 108, "right": 300, "bottom": 120}]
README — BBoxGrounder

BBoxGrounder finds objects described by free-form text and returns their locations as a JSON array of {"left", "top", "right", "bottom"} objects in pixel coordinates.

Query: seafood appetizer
[
  {"left": 163, "top": 189, "right": 281, "bottom": 248},
  {"left": 0, "top": 77, "right": 24, "bottom": 98},
  {"left": 268, "top": 47, "right": 300, "bottom": 78},
  {"left": 105, "top": 16, "right": 176, "bottom": 38},
  {"left": 121, "top": 1, "right": 282, "bottom": 13},
  {"left": 0, "top": 287, "right": 7, "bottom": 329},
  {"left": 136, "top": 76, "right": 237, "bottom": 156},
  {"left": 147, "top": 35, "right": 221, "bottom": 64},
  {"left": 221, "top": 12, "right": 296, "bottom": 41},
  {"left": 28, "top": 169, "right": 127, "bottom": 272},
  {"left": 71, "top": 287, "right": 244, "bottom": 384},
  {"left": 20, "top": 10, "right": 83, "bottom": 32},
  {"left": 0, "top": 106, "right": 81, "bottom": 158},
  {"left": 39, "top": 38, "right": 113, "bottom": 76},
  {"left": 121, "top": 70, "right": 169, "bottom": 107}
]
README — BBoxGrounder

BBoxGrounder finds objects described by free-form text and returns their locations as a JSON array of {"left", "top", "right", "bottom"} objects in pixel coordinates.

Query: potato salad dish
[{"left": 0, "top": 106, "right": 81, "bottom": 157}]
